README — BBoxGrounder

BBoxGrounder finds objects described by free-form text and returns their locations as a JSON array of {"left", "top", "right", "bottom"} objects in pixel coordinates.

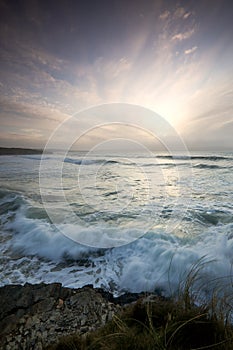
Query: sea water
[{"left": 0, "top": 151, "right": 232, "bottom": 298}]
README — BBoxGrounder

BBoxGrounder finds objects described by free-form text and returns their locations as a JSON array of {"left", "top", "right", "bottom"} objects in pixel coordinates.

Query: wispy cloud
[
  {"left": 184, "top": 46, "right": 198, "bottom": 55},
  {"left": 183, "top": 12, "right": 192, "bottom": 19},
  {"left": 174, "top": 7, "right": 186, "bottom": 18},
  {"left": 0, "top": 0, "right": 232, "bottom": 150},
  {"left": 172, "top": 29, "right": 195, "bottom": 41},
  {"left": 93, "top": 57, "right": 132, "bottom": 79},
  {"left": 159, "top": 10, "right": 170, "bottom": 20},
  {"left": 178, "top": 77, "right": 233, "bottom": 150}
]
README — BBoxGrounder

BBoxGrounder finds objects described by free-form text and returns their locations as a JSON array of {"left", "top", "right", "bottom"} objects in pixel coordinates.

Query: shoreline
[
  {"left": 1, "top": 282, "right": 232, "bottom": 350},
  {"left": 0, "top": 147, "right": 44, "bottom": 155},
  {"left": 0, "top": 282, "right": 149, "bottom": 349}
]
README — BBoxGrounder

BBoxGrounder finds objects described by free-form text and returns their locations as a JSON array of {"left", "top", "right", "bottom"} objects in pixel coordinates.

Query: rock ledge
[{"left": 0, "top": 283, "right": 128, "bottom": 350}]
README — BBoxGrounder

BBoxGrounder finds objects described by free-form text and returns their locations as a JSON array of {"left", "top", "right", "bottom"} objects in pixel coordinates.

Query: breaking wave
[{"left": 0, "top": 190, "right": 233, "bottom": 296}]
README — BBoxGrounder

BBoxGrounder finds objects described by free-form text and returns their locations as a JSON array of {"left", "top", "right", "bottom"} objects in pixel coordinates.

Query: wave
[
  {"left": 193, "top": 163, "right": 227, "bottom": 169},
  {"left": 20, "top": 155, "right": 52, "bottom": 161},
  {"left": 142, "top": 162, "right": 190, "bottom": 167},
  {"left": 63, "top": 158, "right": 232, "bottom": 171},
  {"left": 187, "top": 208, "right": 233, "bottom": 225},
  {"left": 64, "top": 158, "right": 119, "bottom": 166},
  {"left": 63, "top": 155, "right": 233, "bottom": 168},
  {"left": 0, "top": 190, "right": 233, "bottom": 297},
  {"left": 156, "top": 155, "right": 233, "bottom": 161},
  {"left": 2, "top": 212, "right": 233, "bottom": 296},
  {"left": 64, "top": 158, "right": 186, "bottom": 168}
]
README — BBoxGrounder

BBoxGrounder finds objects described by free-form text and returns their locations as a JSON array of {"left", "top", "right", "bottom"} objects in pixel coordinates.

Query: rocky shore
[
  {"left": 0, "top": 283, "right": 145, "bottom": 350},
  {"left": 0, "top": 147, "right": 44, "bottom": 156}
]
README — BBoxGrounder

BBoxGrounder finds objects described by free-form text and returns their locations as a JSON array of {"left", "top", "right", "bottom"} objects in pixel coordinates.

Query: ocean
[{"left": 0, "top": 151, "right": 233, "bottom": 298}]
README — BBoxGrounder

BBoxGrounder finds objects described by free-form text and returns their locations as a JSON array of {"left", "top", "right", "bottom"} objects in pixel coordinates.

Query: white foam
[
  {"left": 6, "top": 213, "right": 94, "bottom": 260},
  {"left": 3, "top": 206, "right": 233, "bottom": 297},
  {"left": 117, "top": 227, "right": 233, "bottom": 294}
]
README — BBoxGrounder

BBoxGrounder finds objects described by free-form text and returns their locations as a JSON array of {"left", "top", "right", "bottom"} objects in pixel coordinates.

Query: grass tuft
[
  {"left": 47, "top": 298, "right": 233, "bottom": 350},
  {"left": 46, "top": 259, "right": 233, "bottom": 350}
]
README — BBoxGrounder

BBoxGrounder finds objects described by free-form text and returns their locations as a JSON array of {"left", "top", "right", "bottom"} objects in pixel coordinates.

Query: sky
[{"left": 0, "top": 0, "right": 233, "bottom": 151}]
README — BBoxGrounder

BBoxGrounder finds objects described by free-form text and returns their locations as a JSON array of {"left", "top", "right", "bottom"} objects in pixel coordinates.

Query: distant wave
[
  {"left": 156, "top": 155, "right": 233, "bottom": 161},
  {"left": 142, "top": 162, "right": 190, "bottom": 167},
  {"left": 64, "top": 158, "right": 119, "bottom": 166},
  {"left": 193, "top": 163, "right": 226, "bottom": 169},
  {"left": 64, "top": 158, "right": 100, "bottom": 165},
  {"left": 64, "top": 158, "right": 137, "bottom": 165},
  {"left": 20, "top": 155, "right": 51, "bottom": 161},
  {"left": 64, "top": 158, "right": 192, "bottom": 168},
  {"left": 13, "top": 154, "right": 233, "bottom": 164},
  {"left": 63, "top": 157, "right": 232, "bottom": 169}
]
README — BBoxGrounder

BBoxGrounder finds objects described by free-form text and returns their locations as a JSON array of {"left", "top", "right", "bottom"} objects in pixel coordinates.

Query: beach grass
[
  {"left": 47, "top": 261, "right": 233, "bottom": 350},
  {"left": 47, "top": 297, "right": 233, "bottom": 349}
]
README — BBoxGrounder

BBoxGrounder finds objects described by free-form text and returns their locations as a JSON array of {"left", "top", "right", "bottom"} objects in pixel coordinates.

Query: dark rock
[
  {"left": 0, "top": 283, "right": 123, "bottom": 349},
  {"left": 113, "top": 291, "right": 147, "bottom": 305},
  {"left": 0, "top": 147, "right": 44, "bottom": 155},
  {"left": 0, "top": 283, "right": 158, "bottom": 349}
]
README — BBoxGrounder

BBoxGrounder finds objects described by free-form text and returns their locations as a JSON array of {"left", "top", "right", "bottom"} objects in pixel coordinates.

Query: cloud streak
[
  {"left": 172, "top": 29, "right": 195, "bottom": 41},
  {"left": 184, "top": 46, "right": 198, "bottom": 55},
  {"left": 0, "top": 0, "right": 232, "bottom": 150}
]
